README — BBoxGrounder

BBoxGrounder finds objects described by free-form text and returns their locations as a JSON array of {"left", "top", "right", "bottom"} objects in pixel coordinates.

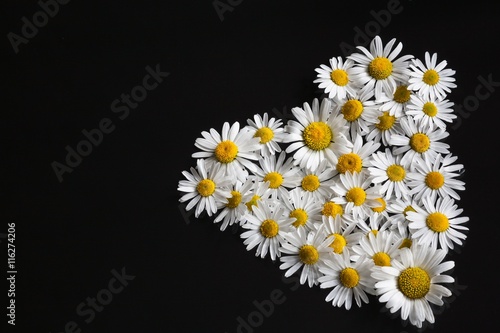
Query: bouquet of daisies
[{"left": 177, "top": 35, "right": 468, "bottom": 329}]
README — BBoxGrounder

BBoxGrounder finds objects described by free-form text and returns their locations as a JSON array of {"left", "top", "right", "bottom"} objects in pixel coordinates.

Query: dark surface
[{"left": 2, "top": 0, "right": 500, "bottom": 332}]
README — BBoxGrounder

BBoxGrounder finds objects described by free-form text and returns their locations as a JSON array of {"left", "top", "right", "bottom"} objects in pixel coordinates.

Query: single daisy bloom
[
  {"left": 214, "top": 179, "right": 254, "bottom": 231},
  {"left": 348, "top": 35, "right": 414, "bottom": 100},
  {"left": 377, "top": 82, "right": 414, "bottom": 116},
  {"left": 177, "top": 158, "right": 232, "bottom": 218},
  {"left": 297, "top": 158, "right": 338, "bottom": 202},
  {"left": 319, "top": 198, "right": 345, "bottom": 220},
  {"left": 351, "top": 229, "right": 403, "bottom": 267},
  {"left": 283, "top": 188, "right": 322, "bottom": 233},
  {"left": 246, "top": 112, "right": 286, "bottom": 156},
  {"left": 240, "top": 201, "right": 295, "bottom": 261},
  {"left": 364, "top": 107, "right": 404, "bottom": 147},
  {"left": 330, "top": 132, "right": 381, "bottom": 175},
  {"left": 406, "top": 195, "right": 469, "bottom": 253},
  {"left": 192, "top": 121, "right": 261, "bottom": 182},
  {"left": 279, "top": 226, "right": 333, "bottom": 287},
  {"left": 313, "top": 56, "right": 360, "bottom": 99},
  {"left": 283, "top": 98, "right": 353, "bottom": 172},
  {"left": 368, "top": 148, "right": 411, "bottom": 200},
  {"left": 386, "top": 194, "right": 421, "bottom": 240},
  {"left": 371, "top": 243, "right": 455, "bottom": 328},
  {"left": 242, "top": 178, "right": 273, "bottom": 219},
  {"left": 405, "top": 94, "right": 456, "bottom": 130},
  {"left": 407, "top": 51, "right": 457, "bottom": 101},
  {"left": 321, "top": 214, "right": 363, "bottom": 255},
  {"left": 318, "top": 249, "right": 376, "bottom": 310}
]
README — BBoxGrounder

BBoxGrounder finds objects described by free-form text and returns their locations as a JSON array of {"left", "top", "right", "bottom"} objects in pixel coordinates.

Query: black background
[{"left": 2, "top": 0, "right": 500, "bottom": 332}]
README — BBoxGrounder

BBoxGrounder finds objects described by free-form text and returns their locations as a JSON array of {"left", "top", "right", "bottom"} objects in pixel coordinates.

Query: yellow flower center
[
  {"left": 399, "top": 238, "right": 413, "bottom": 249},
  {"left": 426, "top": 212, "right": 449, "bottom": 232},
  {"left": 245, "top": 195, "right": 261, "bottom": 212},
  {"left": 372, "top": 252, "right": 391, "bottom": 266},
  {"left": 336, "top": 153, "right": 362, "bottom": 174},
  {"left": 386, "top": 164, "right": 406, "bottom": 182},
  {"left": 322, "top": 201, "right": 343, "bottom": 217},
  {"left": 214, "top": 140, "right": 238, "bottom": 163},
  {"left": 370, "top": 229, "right": 379, "bottom": 237},
  {"left": 422, "top": 69, "right": 440, "bottom": 86},
  {"left": 226, "top": 190, "right": 242, "bottom": 208},
  {"left": 376, "top": 111, "right": 396, "bottom": 131},
  {"left": 303, "top": 122, "right": 333, "bottom": 151},
  {"left": 398, "top": 267, "right": 431, "bottom": 299},
  {"left": 329, "top": 233, "right": 347, "bottom": 254},
  {"left": 371, "top": 197, "right": 386, "bottom": 213},
  {"left": 298, "top": 244, "right": 319, "bottom": 265},
  {"left": 403, "top": 205, "right": 416, "bottom": 218},
  {"left": 340, "top": 267, "right": 360, "bottom": 288},
  {"left": 346, "top": 187, "right": 366, "bottom": 206},
  {"left": 290, "top": 208, "right": 309, "bottom": 228},
  {"left": 409, "top": 133, "right": 430, "bottom": 153},
  {"left": 341, "top": 99, "right": 364, "bottom": 122},
  {"left": 423, "top": 102, "right": 438, "bottom": 117},
  {"left": 330, "top": 69, "right": 349, "bottom": 86},
  {"left": 393, "top": 85, "right": 411, "bottom": 104},
  {"left": 301, "top": 174, "right": 320, "bottom": 192},
  {"left": 425, "top": 171, "right": 444, "bottom": 190},
  {"left": 260, "top": 219, "right": 279, "bottom": 238},
  {"left": 368, "top": 57, "right": 393, "bottom": 80},
  {"left": 196, "top": 179, "right": 215, "bottom": 197},
  {"left": 254, "top": 127, "right": 274, "bottom": 144},
  {"left": 263, "top": 172, "right": 284, "bottom": 189}
]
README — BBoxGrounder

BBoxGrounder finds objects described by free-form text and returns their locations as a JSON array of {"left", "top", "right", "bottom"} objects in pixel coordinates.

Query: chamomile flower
[
  {"left": 405, "top": 94, "right": 456, "bottom": 130},
  {"left": 297, "top": 158, "right": 337, "bottom": 202},
  {"left": 313, "top": 56, "right": 360, "bottom": 99},
  {"left": 348, "top": 35, "right": 414, "bottom": 100},
  {"left": 318, "top": 249, "right": 376, "bottom": 310},
  {"left": 177, "top": 158, "right": 232, "bottom": 218},
  {"left": 368, "top": 148, "right": 411, "bottom": 199},
  {"left": 331, "top": 132, "right": 381, "bottom": 175},
  {"left": 192, "top": 121, "right": 261, "bottom": 182},
  {"left": 242, "top": 178, "right": 273, "bottom": 219},
  {"left": 320, "top": 198, "right": 345, "bottom": 219},
  {"left": 371, "top": 243, "right": 455, "bottom": 328},
  {"left": 364, "top": 107, "right": 403, "bottom": 146},
  {"left": 356, "top": 212, "right": 392, "bottom": 237},
  {"left": 283, "top": 98, "right": 352, "bottom": 172},
  {"left": 283, "top": 188, "right": 322, "bottom": 232},
  {"left": 377, "top": 82, "right": 414, "bottom": 116},
  {"left": 246, "top": 112, "right": 286, "bottom": 156},
  {"left": 321, "top": 214, "right": 363, "bottom": 255},
  {"left": 408, "top": 52, "right": 457, "bottom": 101},
  {"left": 386, "top": 194, "right": 421, "bottom": 239},
  {"left": 214, "top": 179, "right": 254, "bottom": 231},
  {"left": 406, "top": 195, "right": 469, "bottom": 252},
  {"left": 351, "top": 230, "right": 402, "bottom": 267}
]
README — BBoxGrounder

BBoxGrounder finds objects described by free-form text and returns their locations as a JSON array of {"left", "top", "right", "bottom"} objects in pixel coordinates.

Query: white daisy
[
  {"left": 351, "top": 230, "right": 402, "bottom": 267},
  {"left": 246, "top": 112, "right": 286, "bottom": 156},
  {"left": 371, "top": 243, "right": 455, "bottom": 328},
  {"left": 319, "top": 198, "right": 345, "bottom": 220},
  {"left": 407, "top": 51, "right": 457, "bottom": 101},
  {"left": 241, "top": 178, "right": 273, "bottom": 220},
  {"left": 213, "top": 179, "right": 254, "bottom": 231},
  {"left": 282, "top": 188, "right": 322, "bottom": 233},
  {"left": 313, "top": 56, "right": 360, "bottom": 99},
  {"left": 364, "top": 107, "right": 404, "bottom": 147},
  {"left": 356, "top": 212, "right": 392, "bottom": 237},
  {"left": 321, "top": 214, "right": 363, "bottom": 255},
  {"left": 297, "top": 158, "right": 337, "bottom": 202},
  {"left": 368, "top": 148, "right": 411, "bottom": 200},
  {"left": 330, "top": 132, "right": 381, "bottom": 175},
  {"left": 386, "top": 194, "right": 422, "bottom": 241},
  {"left": 177, "top": 158, "right": 232, "bottom": 218},
  {"left": 405, "top": 94, "right": 456, "bottom": 129},
  {"left": 377, "top": 82, "right": 414, "bottom": 116},
  {"left": 192, "top": 121, "right": 261, "bottom": 182}
]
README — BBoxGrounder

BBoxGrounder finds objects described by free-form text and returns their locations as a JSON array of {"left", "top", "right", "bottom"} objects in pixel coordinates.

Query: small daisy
[
  {"left": 368, "top": 148, "right": 411, "bottom": 200},
  {"left": 348, "top": 35, "right": 414, "bottom": 100},
  {"left": 386, "top": 194, "right": 421, "bottom": 239},
  {"left": 330, "top": 132, "right": 381, "bottom": 175},
  {"left": 406, "top": 195, "right": 469, "bottom": 252},
  {"left": 318, "top": 249, "right": 376, "bottom": 310},
  {"left": 240, "top": 201, "right": 295, "bottom": 261},
  {"left": 371, "top": 243, "right": 455, "bottom": 328},
  {"left": 407, "top": 51, "right": 457, "bottom": 101},
  {"left": 279, "top": 226, "right": 333, "bottom": 287},
  {"left": 313, "top": 56, "right": 360, "bottom": 99},
  {"left": 213, "top": 179, "right": 254, "bottom": 231},
  {"left": 356, "top": 212, "right": 392, "bottom": 237},
  {"left": 246, "top": 112, "right": 286, "bottom": 156},
  {"left": 283, "top": 98, "right": 352, "bottom": 172},
  {"left": 283, "top": 188, "right": 323, "bottom": 232},
  {"left": 321, "top": 214, "right": 363, "bottom": 255},
  {"left": 377, "top": 82, "right": 414, "bottom": 116},
  {"left": 177, "top": 158, "right": 232, "bottom": 218},
  {"left": 406, "top": 94, "right": 456, "bottom": 130},
  {"left": 242, "top": 178, "right": 273, "bottom": 219},
  {"left": 364, "top": 107, "right": 404, "bottom": 147},
  {"left": 351, "top": 230, "right": 403, "bottom": 267},
  {"left": 297, "top": 158, "right": 337, "bottom": 202},
  {"left": 192, "top": 121, "right": 261, "bottom": 182},
  {"left": 320, "top": 198, "right": 345, "bottom": 220}
]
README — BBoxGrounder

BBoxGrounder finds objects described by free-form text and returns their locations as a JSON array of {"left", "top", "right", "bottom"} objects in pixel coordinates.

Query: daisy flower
[
  {"left": 297, "top": 158, "right": 337, "bottom": 202},
  {"left": 246, "top": 112, "right": 286, "bottom": 156},
  {"left": 405, "top": 94, "right": 456, "bottom": 130},
  {"left": 356, "top": 212, "right": 392, "bottom": 237},
  {"left": 407, "top": 51, "right": 457, "bottom": 101},
  {"left": 386, "top": 194, "right": 421, "bottom": 240},
  {"left": 368, "top": 148, "right": 411, "bottom": 200},
  {"left": 377, "top": 82, "right": 414, "bottom": 116},
  {"left": 348, "top": 35, "right": 414, "bottom": 100},
  {"left": 192, "top": 121, "right": 261, "bottom": 182},
  {"left": 406, "top": 195, "right": 469, "bottom": 252},
  {"left": 279, "top": 226, "right": 333, "bottom": 287},
  {"left": 242, "top": 178, "right": 273, "bottom": 219},
  {"left": 213, "top": 179, "right": 254, "bottom": 231},
  {"left": 319, "top": 198, "right": 345, "bottom": 220},
  {"left": 371, "top": 243, "right": 455, "bottom": 328},
  {"left": 177, "top": 158, "right": 232, "bottom": 218},
  {"left": 330, "top": 132, "right": 381, "bottom": 175},
  {"left": 318, "top": 249, "right": 376, "bottom": 310},
  {"left": 364, "top": 107, "right": 403, "bottom": 147},
  {"left": 321, "top": 214, "right": 363, "bottom": 255},
  {"left": 283, "top": 188, "right": 322, "bottom": 233},
  {"left": 351, "top": 230, "right": 403, "bottom": 267},
  {"left": 313, "top": 56, "right": 360, "bottom": 99},
  {"left": 283, "top": 98, "right": 352, "bottom": 172},
  {"left": 240, "top": 201, "right": 295, "bottom": 261}
]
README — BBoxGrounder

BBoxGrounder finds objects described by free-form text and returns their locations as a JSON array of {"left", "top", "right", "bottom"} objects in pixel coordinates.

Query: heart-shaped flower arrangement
[{"left": 178, "top": 35, "right": 468, "bottom": 329}]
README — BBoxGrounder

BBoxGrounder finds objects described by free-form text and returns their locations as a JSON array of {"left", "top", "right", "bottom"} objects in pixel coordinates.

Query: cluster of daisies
[{"left": 178, "top": 36, "right": 468, "bottom": 329}]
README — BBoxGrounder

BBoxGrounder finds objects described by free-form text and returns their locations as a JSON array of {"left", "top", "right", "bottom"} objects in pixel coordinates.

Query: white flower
[
  {"left": 246, "top": 112, "right": 286, "bottom": 156},
  {"left": 314, "top": 56, "right": 360, "bottom": 99}
]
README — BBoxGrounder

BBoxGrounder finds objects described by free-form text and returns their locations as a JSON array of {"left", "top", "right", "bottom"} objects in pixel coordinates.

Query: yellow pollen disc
[
  {"left": 422, "top": 69, "right": 440, "bottom": 86},
  {"left": 301, "top": 174, "right": 320, "bottom": 192},
  {"left": 371, "top": 197, "right": 386, "bottom": 213},
  {"left": 399, "top": 238, "right": 413, "bottom": 249},
  {"left": 393, "top": 85, "right": 411, "bottom": 104},
  {"left": 263, "top": 172, "right": 284, "bottom": 189},
  {"left": 376, "top": 111, "right": 396, "bottom": 131},
  {"left": 370, "top": 229, "right": 378, "bottom": 237},
  {"left": 330, "top": 69, "right": 349, "bottom": 86},
  {"left": 226, "top": 190, "right": 242, "bottom": 208},
  {"left": 423, "top": 102, "right": 438, "bottom": 117},
  {"left": 322, "top": 201, "right": 343, "bottom": 217},
  {"left": 425, "top": 171, "right": 444, "bottom": 190},
  {"left": 245, "top": 195, "right": 261, "bottom": 212},
  {"left": 346, "top": 187, "right": 366, "bottom": 206},
  {"left": 398, "top": 267, "right": 430, "bottom": 299},
  {"left": 254, "top": 127, "right": 274, "bottom": 144},
  {"left": 260, "top": 219, "right": 279, "bottom": 238},
  {"left": 340, "top": 267, "right": 360, "bottom": 288},
  {"left": 372, "top": 252, "right": 391, "bottom": 266},
  {"left": 409, "top": 133, "right": 430, "bottom": 153},
  {"left": 329, "top": 233, "right": 347, "bottom": 254},
  {"left": 403, "top": 205, "right": 416, "bottom": 217},
  {"left": 302, "top": 122, "right": 333, "bottom": 151},
  {"left": 336, "top": 153, "right": 362, "bottom": 174},
  {"left": 299, "top": 244, "right": 319, "bottom": 265},
  {"left": 368, "top": 57, "right": 393, "bottom": 80},
  {"left": 290, "top": 208, "right": 309, "bottom": 228},
  {"left": 341, "top": 99, "right": 364, "bottom": 122},
  {"left": 214, "top": 140, "right": 238, "bottom": 163},
  {"left": 196, "top": 179, "right": 215, "bottom": 197},
  {"left": 387, "top": 164, "right": 406, "bottom": 182},
  {"left": 426, "top": 212, "right": 449, "bottom": 232}
]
